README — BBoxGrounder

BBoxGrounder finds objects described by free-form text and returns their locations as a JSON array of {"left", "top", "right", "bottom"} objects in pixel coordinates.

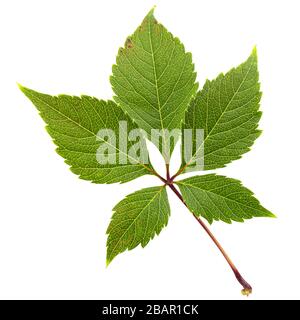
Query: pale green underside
[
  {"left": 181, "top": 48, "right": 262, "bottom": 172},
  {"left": 20, "top": 86, "right": 153, "bottom": 184},
  {"left": 111, "top": 9, "right": 198, "bottom": 159},
  {"left": 106, "top": 185, "right": 170, "bottom": 264},
  {"left": 177, "top": 174, "right": 275, "bottom": 224}
]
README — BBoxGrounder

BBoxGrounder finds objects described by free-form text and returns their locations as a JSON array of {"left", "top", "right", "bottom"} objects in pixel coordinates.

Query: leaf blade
[
  {"left": 106, "top": 185, "right": 170, "bottom": 265},
  {"left": 111, "top": 9, "right": 198, "bottom": 159},
  {"left": 19, "top": 85, "right": 153, "bottom": 184},
  {"left": 176, "top": 174, "right": 275, "bottom": 224},
  {"left": 181, "top": 48, "right": 262, "bottom": 172}
]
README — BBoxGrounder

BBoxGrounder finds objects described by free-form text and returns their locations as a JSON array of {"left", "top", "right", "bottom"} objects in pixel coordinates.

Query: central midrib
[
  {"left": 177, "top": 181, "right": 266, "bottom": 214},
  {"left": 33, "top": 94, "right": 153, "bottom": 173},
  {"left": 182, "top": 58, "right": 254, "bottom": 170},
  {"left": 108, "top": 186, "right": 164, "bottom": 261},
  {"left": 148, "top": 18, "right": 168, "bottom": 160}
]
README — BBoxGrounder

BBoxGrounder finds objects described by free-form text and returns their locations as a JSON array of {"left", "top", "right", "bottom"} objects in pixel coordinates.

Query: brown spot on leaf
[{"left": 125, "top": 38, "right": 133, "bottom": 49}]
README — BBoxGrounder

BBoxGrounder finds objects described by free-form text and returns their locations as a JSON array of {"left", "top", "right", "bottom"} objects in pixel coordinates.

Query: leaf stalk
[{"left": 166, "top": 181, "right": 252, "bottom": 296}]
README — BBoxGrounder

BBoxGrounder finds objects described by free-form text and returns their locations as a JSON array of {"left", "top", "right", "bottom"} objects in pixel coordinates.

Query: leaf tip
[
  {"left": 18, "top": 83, "right": 33, "bottom": 99},
  {"left": 17, "top": 83, "right": 32, "bottom": 97},
  {"left": 268, "top": 212, "right": 277, "bottom": 219},
  {"left": 148, "top": 5, "right": 157, "bottom": 17},
  {"left": 144, "top": 6, "right": 158, "bottom": 23},
  {"left": 261, "top": 206, "right": 276, "bottom": 219},
  {"left": 251, "top": 46, "right": 258, "bottom": 59},
  {"left": 17, "top": 82, "right": 25, "bottom": 92},
  {"left": 106, "top": 258, "right": 111, "bottom": 268}
]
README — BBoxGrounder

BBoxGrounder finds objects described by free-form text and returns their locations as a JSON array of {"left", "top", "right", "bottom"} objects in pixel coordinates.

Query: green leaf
[
  {"left": 181, "top": 48, "right": 262, "bottom": 173},
  {"left": 110, "top": 8, "right": 198, "bottom": 160},
  {"left": 19, "top": 85, "right": 154, "bottom": 184},
  {"left": 106, "top": 185, "right": 170, "bottom": 265},
  {"left": 176, "top": 174, "right": 275, "bottom": 224}
]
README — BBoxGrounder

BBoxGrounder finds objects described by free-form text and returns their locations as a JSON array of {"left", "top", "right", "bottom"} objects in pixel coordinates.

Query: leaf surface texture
[
  {"left": 111, "top": 9, "right": 198, "bottom": 158},
  {"left": 20, "top": 86, "right": 153, "bottom": 183},
  {"left": 176, "top": 174, "right": 274, "bottom": 224},
  {"left": 181, "top": 49, "right": 261, "bottom": 172},
  {"left": 106, "top": 186, "right": 170, "bottom": 264}
]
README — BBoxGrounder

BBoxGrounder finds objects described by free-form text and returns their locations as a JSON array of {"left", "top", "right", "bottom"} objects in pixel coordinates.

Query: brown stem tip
[{"left": 234, "top": 270, "right": 252, "bottom": 296}]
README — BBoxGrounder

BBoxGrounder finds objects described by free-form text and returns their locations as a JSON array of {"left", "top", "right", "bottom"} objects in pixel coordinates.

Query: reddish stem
[
  {"left": 166, "top": 164, "right": 171, "bottom": 181},
  {"left": 167, "top": 182, "right": 252, "bottom": 296}
]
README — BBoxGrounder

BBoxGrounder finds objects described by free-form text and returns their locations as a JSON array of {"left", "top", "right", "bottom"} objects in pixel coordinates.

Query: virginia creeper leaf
[
  {"left": 176, "top": 174, "right": 275, "bottom": 224},
  {"left": 110, "top": 8, "right": 198, "bottom": 160},
  {"left": 181, "top": 48, "right": 262, "bottom": 172},
  {"left": 106, "top": 185, "right": 170, "bottom": 265},
  {"left": 19, "top": 7, "right": 275, "bottom": 294},
  {"left": 19, "top": 85, "right": 154, "bottom": 184}
]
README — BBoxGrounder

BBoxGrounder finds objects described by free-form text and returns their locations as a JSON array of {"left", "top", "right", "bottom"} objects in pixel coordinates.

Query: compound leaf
[
  {"left": 106, "top": 185, "right": 170, "bottom": 265},
  {"left": 176, "top": 174, "right": 275, "bottom": 224},
  {"left": 19, "top": 86, "right": 153, "bottom": 184},
  {"left": 111, "top": 8, "right": 198, "bottom": 160},
  {"left": 181, "top": 48, "right": 262, "bottom": 173}
]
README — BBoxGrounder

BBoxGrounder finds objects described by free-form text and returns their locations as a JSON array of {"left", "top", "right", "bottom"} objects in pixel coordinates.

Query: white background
[{"left": 0, "top": 0, "right": 299, "bottom": 300}]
